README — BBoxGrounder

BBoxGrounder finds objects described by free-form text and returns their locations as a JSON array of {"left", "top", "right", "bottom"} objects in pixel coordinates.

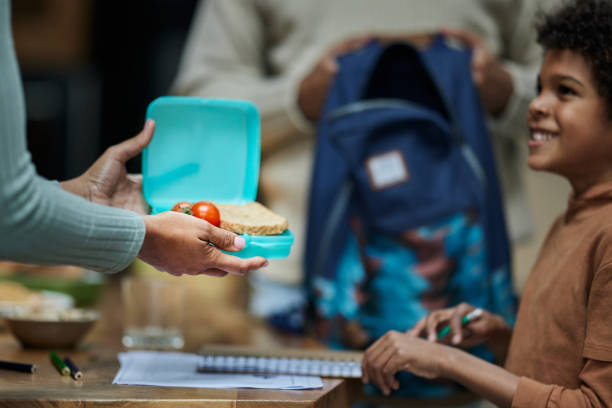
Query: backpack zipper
[{"left": 324, "top": 99, "right": 425, "bottom": 122}]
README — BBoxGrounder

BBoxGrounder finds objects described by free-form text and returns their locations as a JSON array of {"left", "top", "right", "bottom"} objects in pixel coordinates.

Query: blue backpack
[{"left": 304, "top": 37, "right": 516, "bottom": 396}]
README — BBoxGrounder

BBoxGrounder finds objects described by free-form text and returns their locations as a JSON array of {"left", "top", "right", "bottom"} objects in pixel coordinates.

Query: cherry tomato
[
  {"left": 191, "top": 201, "right": 221, "bottom": 227},
  {"left": 172, "top": 201, "right": 192, "bottom": 215}
]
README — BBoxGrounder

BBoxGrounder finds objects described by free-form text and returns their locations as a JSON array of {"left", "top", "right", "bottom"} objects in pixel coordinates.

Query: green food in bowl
[{"left": 0, "top": 273, "right": 105, "bottom": 307}]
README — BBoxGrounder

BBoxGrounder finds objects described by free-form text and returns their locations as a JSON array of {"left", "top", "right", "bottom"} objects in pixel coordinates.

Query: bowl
[{"left": 5, "top": 309, "right": 99, "bottom": 349}]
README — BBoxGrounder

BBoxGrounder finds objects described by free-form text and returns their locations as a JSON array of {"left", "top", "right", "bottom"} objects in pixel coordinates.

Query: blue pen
[{"left": 437, "top": 308, "right": 483, "bottom": 340}]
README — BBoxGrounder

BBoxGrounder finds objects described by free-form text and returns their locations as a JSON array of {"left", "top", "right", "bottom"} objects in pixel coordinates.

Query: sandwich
[{"left": 216, "top": 202, "right": 288, "bottom": 235}]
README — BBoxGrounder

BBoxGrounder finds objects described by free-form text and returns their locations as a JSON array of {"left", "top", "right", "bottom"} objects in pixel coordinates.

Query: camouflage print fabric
[{"left": 311, "top": 211, "right": 516, "bottom": 397}]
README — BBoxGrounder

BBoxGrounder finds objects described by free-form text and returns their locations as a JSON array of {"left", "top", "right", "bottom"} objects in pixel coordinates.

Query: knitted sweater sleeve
[{"left": 0, "top": 1, "right": 145, "bottom": 273}]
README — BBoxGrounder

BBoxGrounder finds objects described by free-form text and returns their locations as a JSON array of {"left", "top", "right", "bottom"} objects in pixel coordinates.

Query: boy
[{"left": 360, "top": 1, "right": 612, "bottom": 407}]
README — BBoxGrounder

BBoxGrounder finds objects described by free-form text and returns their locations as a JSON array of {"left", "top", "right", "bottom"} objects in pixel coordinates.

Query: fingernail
[
  {"left": 234, "top": 236, "right": 246, "bottom": 249},
  {"left": 144, "top": 118, "right": 154, "bottom": 130},
  {"left": 428, "top": 334, "right": 436, "bottom": 342},
  {"left": 452, "top": 334, "right": 461, "bottom": 344},
  {"left": 262, "top": 260, "right": 269, "bottom": 268}
]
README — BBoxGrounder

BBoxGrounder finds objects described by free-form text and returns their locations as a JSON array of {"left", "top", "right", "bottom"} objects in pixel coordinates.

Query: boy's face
[{"left": 527, "top": 50, "right": 612, "bottom": 187}]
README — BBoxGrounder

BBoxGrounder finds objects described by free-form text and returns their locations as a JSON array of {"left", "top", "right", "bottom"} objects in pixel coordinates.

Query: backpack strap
[{"left": 311, "top": 180, "right": 354, "bottom": 280}]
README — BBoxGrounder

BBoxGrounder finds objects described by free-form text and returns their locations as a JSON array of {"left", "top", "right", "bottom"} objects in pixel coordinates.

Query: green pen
[
  {"left": 437, "top": 308, "right": 483, "bottom": 340},
  {"left": 50, "top": 351, "right": 70, "bottom": 376}
]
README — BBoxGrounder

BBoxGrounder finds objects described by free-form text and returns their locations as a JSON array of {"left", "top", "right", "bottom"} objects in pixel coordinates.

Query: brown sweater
[{"left": 505, "top": 182, "right": 612, "bottom": 407}]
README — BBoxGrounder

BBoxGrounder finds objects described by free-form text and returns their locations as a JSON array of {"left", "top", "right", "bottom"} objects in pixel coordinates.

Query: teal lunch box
[{"left": 142, "top": 96, "right": 293, "bottom": 259}]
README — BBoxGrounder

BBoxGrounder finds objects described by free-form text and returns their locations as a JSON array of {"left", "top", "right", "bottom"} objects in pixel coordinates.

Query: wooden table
[
  {"left": 0, "top": 275, "right": 359, "bottom": 408},
  {"left": 0, "top": 345, "right": 357, "bottom": 408}
]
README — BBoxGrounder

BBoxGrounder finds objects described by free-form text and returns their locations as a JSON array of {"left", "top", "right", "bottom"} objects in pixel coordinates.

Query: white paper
[{"left": 112, "top": 351, "right": 323, "bottom": 389}]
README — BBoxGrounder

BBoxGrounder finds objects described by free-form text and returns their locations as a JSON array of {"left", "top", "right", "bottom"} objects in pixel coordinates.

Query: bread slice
[{"left": 216, "top": 202, "right": 288, "bottom": 235}]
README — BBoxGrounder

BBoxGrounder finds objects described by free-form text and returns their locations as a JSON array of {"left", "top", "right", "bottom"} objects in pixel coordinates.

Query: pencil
[
  {"left": 437, "top": 308, "right": 483, "bottom": 340},
  {"left": 63, "top": 356, "right": 83, "bottom": 380},
  {"left": 50, "top": 351, "right": 70, "bottom": 376},
  {"left": 0, "top": 360, "right": 37, "bottom": 373}
]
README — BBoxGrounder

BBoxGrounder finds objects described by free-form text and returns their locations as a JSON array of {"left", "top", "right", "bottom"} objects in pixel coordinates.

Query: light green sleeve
[{"left": 0, "top": 1, "right": 145, "bottom": 273}]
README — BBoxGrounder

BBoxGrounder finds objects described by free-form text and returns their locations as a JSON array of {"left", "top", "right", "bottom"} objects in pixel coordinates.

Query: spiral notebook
[{"left": 197, "top": 345, "right": 363, "bottom": 378}]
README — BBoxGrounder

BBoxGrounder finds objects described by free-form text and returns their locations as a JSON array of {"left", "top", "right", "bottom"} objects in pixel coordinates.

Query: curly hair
[{"left": 535, "top": 0, "right": 612, "bottom": 116}]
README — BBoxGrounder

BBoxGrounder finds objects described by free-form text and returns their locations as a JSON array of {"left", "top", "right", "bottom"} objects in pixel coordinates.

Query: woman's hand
[
  {"left": 408, "top": 302, "right": 511, "bottom": 362},
  {"left": 61, "top": 119, "right": 154, "bottom": 214},
  {"left": 362, "top": 330, "right": 450, "bottom": 395},
  {"left": 138, "top": 211, "right": 268, "bottom": 277},
  {"left": 441, "top": 27, "right": 513, "bottom": 116}
]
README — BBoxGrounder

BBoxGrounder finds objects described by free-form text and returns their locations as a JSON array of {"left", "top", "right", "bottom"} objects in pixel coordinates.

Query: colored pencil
[
  {"left": 0, "top": 360, "right": 37, "bottom": 373},
  {"left": 50, "top": 351, "right": 70, "bottom": 376},
  {"left": 437, "top": 308, "right": 483, "bottom": 340},
  {"left": 63, "top": 356, "right": 83, "bottom": 380}
]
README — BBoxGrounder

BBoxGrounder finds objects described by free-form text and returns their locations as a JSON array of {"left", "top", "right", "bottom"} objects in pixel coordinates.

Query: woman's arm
[{"left": 0, "top": 2, "right": 145, "bottom": 272}]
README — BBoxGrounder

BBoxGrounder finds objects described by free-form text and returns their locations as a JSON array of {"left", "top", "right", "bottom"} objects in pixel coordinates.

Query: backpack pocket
[{"left": 325, "top": 101, "right": 482, "bottom": 234}]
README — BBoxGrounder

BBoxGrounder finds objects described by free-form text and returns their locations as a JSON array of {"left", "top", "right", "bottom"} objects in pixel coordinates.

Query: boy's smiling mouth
[{"left": 529, "top": 128, "right": 559, "bottom": 144}]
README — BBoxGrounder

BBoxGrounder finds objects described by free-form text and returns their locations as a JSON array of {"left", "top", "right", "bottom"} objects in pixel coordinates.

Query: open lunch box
[{"left": 142, "top": 96, "right": 294, "bottom": 259}]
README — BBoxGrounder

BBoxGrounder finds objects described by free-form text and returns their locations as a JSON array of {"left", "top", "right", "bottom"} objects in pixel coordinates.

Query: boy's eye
[{"left": 558, "top": 85, "right": 577, "bottom": 96}]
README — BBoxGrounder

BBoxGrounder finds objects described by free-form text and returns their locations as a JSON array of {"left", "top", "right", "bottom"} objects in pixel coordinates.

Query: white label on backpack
[{"left": 365, "top": 150, "right": 409, "bottom": 190}]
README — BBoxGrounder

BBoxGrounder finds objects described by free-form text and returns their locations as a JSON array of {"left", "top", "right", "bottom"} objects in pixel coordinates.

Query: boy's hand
[
  {"left": 407, "top": 302, "right": 510, "bottom": 350},
  {"left": 362, "top": 331, "right": 449, "bottom": 395}
]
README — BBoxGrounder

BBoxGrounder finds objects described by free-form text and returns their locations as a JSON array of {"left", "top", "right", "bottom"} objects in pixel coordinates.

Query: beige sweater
[{"left": 172, "top": 0, "right": 557, "bottom": 282}]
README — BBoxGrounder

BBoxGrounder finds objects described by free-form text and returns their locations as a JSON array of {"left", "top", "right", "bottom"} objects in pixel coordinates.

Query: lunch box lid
[
  {"left": 142, "top": 97, "right": 260, "bottom": 211},
  {"left": 142, "top": 96, "right": 293, "bottom": 260}
]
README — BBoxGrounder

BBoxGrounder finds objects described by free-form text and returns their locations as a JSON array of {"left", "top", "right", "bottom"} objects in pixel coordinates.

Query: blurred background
[{"left": 12, "top": 0, "right": 199, "bottom": 180}]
